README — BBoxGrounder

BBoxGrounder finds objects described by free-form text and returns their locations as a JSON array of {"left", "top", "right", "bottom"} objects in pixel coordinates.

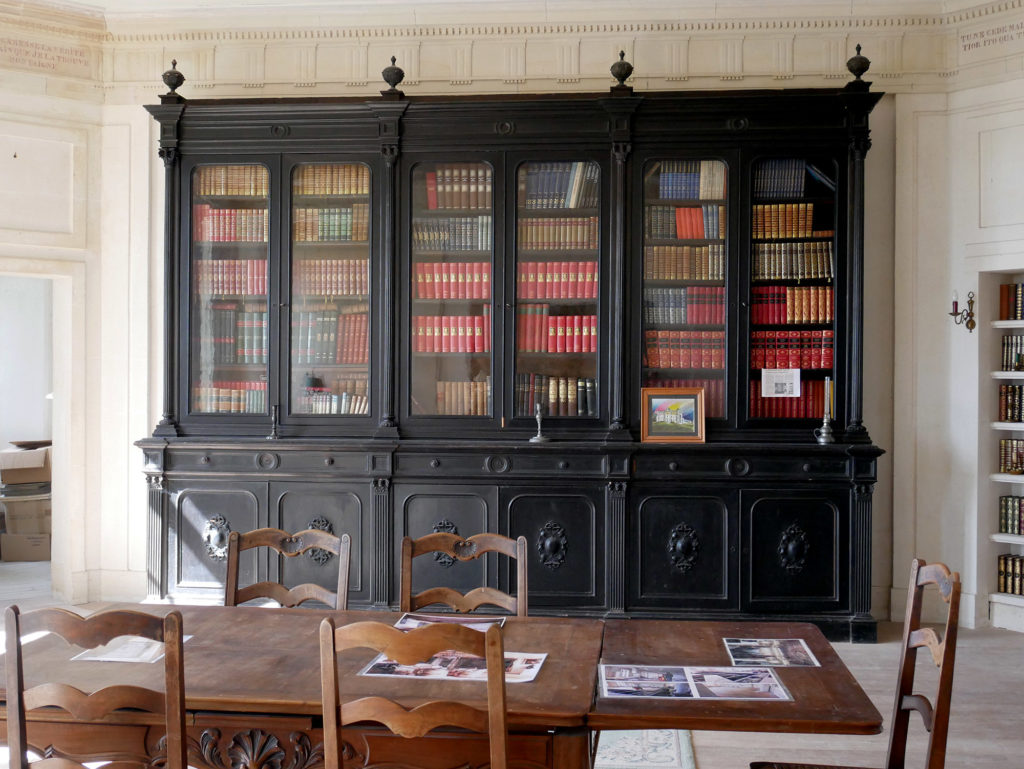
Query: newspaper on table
[
  {"left": 72, "top": 635, "right": 192, "bottom": 664},
  {"left": 355, "top": 613, "right": 544, "bottom": 683}
]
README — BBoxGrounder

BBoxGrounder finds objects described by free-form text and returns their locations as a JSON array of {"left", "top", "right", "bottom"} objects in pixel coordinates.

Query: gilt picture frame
[{"left": 641, "top": 387, "right": 706, "bottom": 443}]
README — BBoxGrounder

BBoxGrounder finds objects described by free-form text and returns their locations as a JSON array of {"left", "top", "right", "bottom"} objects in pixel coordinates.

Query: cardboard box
[
  {"left": 0, "top": 447, "right": 51, "bottom": 486},
  {"left": 0, "top": 494, "right": 51, "bottom": 534},
  {"left": 1, "top": 532, "right": 51, "bottom": 561}
]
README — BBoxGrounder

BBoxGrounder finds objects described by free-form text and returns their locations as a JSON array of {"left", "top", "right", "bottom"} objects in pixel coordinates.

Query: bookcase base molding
[{"left": 138, "top": 438, "right": 881, "bottom": 642}]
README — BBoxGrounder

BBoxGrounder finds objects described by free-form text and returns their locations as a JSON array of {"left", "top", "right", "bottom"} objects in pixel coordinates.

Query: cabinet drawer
[{"left": 396, "top": 452, "right": 606, "bottom": 478}]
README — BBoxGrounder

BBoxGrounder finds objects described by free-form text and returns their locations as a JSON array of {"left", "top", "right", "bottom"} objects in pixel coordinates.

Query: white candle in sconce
[{"left": 824, "top": 376, "right": 832, "bottom": 420}]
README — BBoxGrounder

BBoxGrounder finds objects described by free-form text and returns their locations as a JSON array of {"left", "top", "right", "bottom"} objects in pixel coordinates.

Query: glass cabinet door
[
  {"left": 513, "top": 161, "right": 601, "bottom": 419},
  {"left": 747, "top": 158, "right": 836, "bottom": 421},
  {"left": 640, "top": 159, "right": 728, "bottom": 419},
  {"left": 289, "top": 162, "right": 372, "bottom": 416},
  {"left": 190, "top": 163, "right": 270, "bottom": 414},
  {"left": 408, "top": 161, "right": 494, "bottom": 417}
]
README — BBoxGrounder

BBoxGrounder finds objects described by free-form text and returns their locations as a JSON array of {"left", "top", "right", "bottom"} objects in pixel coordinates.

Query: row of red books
[
  {"left": 515, "top": 309, "right": 598, "bottom": 354},
  {"left": 292, "top": 164, "right": 370, "bottom": 196},
  {"left": 192, "top": 381, "right": 267, "bottom": 414},
  {"left": 748, "top": 379, "right": 827, "bottom": 419},
  {"left": 294, "top": 259, "right": 369, "bottom": 297},
  {"left": 516, "top": 216, "right": 599, "bottom": 250},
  {"left": 194, "top": 259, "right": 267, "bottom": 296},
  {"left": 425, "top": 165, "right": 493, "bottom": 210},
  {"left": 642, "top": 330, "right": 725, "bottom": 370},
  {"left": 751, "top": 203, "right": 817, "bottom": 240},
  {"left": 517, "top": 261, "right": 598, "bottom": 300},
  {"left": 642, "top": 286, "right": 725, "bottom": 325},
  {"left": 414, "top": 261, "right": 492, "bottom": 300},
  {"left": 412, "top": 314, "right": 492, "bottom": 354},
  {"left": 750, "top": 286, "right": 834, "bottom": 325},
  {"left": 750, "top": 330, "right": 834, "bottom": 369},
  {"left": 193, "top": 205, "right": 268, "bottom": 242}
]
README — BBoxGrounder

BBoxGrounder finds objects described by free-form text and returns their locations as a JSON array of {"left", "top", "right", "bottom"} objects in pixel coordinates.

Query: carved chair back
[
  {"left": 225, "top": 528, "right": 351, "bottom": 609},
  {"left": 318, "top": 619, "right": 508, "bottom": 769},
  {"left": 750, "top": 557, "right": 961, "bottom": 769},
  {"left": 400, "top": 532, "right": 528, "bottom": 616},
  {"left": 4, "top": 606, "right": 187, "bottom": 769},
  {"left": 883, "top": 557, "right": 960, "bottom": 769}
]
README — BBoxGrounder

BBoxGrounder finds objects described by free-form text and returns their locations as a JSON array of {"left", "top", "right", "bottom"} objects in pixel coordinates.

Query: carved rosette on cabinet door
[{"left": 537, "top": 522, "right": 568, "bottom": 569}]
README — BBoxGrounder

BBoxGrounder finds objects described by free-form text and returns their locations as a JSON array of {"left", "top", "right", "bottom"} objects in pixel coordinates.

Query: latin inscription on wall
[{"left": 0, "top": 35, "right": 92, "bottom": 78}]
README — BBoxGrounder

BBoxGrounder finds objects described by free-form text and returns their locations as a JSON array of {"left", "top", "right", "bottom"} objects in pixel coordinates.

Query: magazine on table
[
  {"left": 356, "top": 612, "right": 540, "bottom": 682},
  {"left": 599, "top": 664, "right": 791, "bottom": 701},
  {"left": 723, "top": 637, "right": 820, "bottom": 667},
  {"left": 392, "top": 612, "right": 506, "bottom": 633},
  {"left": 360, "top": 649, "right": 546, "bottom": 682}
]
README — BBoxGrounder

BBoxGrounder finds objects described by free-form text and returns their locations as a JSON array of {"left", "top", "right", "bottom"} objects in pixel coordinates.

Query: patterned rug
[{"left": 594, "top": 729, "right": 697, "bottom": 769}]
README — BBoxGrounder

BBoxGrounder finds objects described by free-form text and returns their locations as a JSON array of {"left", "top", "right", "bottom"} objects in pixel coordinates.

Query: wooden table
[
  {"left": 591, "top": 619, "right": 882, "bottom": 735},
  {"left": 0, "top": 607, "right": 881, "bottom": 769}
]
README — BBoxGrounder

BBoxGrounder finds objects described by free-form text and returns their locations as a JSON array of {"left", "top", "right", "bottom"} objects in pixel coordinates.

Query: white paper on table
[{"left": 71, "top": 635, "right": 192, "bottom": 663}]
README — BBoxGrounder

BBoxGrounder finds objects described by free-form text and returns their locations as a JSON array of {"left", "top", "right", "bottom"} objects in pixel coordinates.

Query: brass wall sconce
[{"left": 949, "top": 291, "right": 976, "bottom": 332}]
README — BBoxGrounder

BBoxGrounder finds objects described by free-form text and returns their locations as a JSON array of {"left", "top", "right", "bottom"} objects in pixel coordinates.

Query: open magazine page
[
  {"left": 393, "top": 612, "right": 505, "bottom": 632},
  {"left": 723, "top": 637, "right": 820, "bottom": 667},
  {"left": 360, "top": 650, "right": 546, "bottom": 682},
  {"left": 599, "top": 664, "right": 790, "bottom": 701},
  {"left": 71, "top": 635, "right": 193, "bottom": 664}
]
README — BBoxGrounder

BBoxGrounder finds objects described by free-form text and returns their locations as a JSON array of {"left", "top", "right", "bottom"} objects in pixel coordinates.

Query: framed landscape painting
[{"left": 641, "top": 387, "right": 705, "bottom": 443}]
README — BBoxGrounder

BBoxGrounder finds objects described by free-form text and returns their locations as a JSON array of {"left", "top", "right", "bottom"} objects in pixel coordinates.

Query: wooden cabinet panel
[
  {"left": 169, "top": 480, "right": 266, "bottom": 594},
  {"left": 272, "top": 482, "right": 371, "bottom": 607},
  {"left": 741, "top": 488, "right": 850, "bottom": 613},
  {"left": 392, "top": 483, "right": 498, "bottom": 601},
  {"left": 628, "top": 487, "right": 738, "bottom": 611},
  {"left": 503, "top": 486, "right": 605, "bottom": 610}
]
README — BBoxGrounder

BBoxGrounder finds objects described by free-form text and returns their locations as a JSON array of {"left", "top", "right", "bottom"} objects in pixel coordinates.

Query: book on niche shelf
[
  {"left": 998, "top": 553, "right": 1024, "bottom": 596},
  {"left": 1001, "top": 335, "right": 1024, "bottom": 370},
  {"left": 999, "top": 495, "right": 1024, "bottom": 535},
  {"left": 997, "top": 385, "right": 1024, "bottom": 422},
  {"left": 999, "top": 283, "right": 1024, "bottom": 321}
]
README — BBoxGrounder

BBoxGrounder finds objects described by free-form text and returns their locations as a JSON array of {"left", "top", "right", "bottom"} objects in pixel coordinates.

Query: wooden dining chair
[
  {"left": 751, "top": 557, "right": 961, "bottom": 769},
  {"left": 225, "top": 527, "right": 351, "bottom": 609},
  {"left": 4, "top": 605, "right": 187, "bottom": 769},
  {"left": 319, "top": 618, "right": 508, "bottom": 769},
  {"left": 400, "top": 531, "right": 528, "bottom": 616}
]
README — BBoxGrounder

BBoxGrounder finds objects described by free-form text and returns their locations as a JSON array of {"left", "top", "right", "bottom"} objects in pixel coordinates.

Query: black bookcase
[{"left": 139, "top": 71, "right": 883, "bottom": 640}]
